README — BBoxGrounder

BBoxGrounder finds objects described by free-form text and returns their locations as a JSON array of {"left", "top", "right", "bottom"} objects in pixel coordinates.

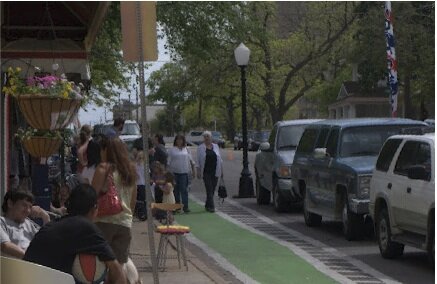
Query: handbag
[
  {"left": 218, "top": 177, "right": 228, "bottom": 203},
  {"left": 97, "top": 169, "right": 123, "bottom": 217}
]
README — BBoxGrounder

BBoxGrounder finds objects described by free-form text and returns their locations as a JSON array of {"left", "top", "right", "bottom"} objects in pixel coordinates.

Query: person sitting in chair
[
  {"left": 24, "top": 184, "right": 126, "bottom": 284},
  {"left": 0, "top": 190, "right": 50, "bottom": 259}
]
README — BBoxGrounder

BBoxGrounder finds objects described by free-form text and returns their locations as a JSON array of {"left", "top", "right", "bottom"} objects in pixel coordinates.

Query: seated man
[
  {"left": 24, "top": 184, "right": 126, "bottom": 284},
  {"left": 1, "top": 190, "right": 50, "bottom": 258}
]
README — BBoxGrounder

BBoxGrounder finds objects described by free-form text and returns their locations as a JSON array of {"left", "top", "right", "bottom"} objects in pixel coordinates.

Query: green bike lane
[{"left": 175, "top": 199, "right": 337, "bottom": 284}]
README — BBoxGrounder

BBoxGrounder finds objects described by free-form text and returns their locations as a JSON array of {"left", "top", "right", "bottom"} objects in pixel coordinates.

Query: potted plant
[
  {"left": 16, "top": 128, "right": 63, "bottom": 158},
  {"left": 2, "top": 67, "right": 84, "bottom": 130}
]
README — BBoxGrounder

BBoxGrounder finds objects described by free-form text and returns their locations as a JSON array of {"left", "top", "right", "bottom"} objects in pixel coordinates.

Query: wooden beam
[
  {"left": 2, "top": 51, "right": 87, "bottom": 59},
  {"left": 2, "top": 25, "right": 86, "bottom": 31},
  {"left": 62, "top": 2, "right": 89, "bottom": 27},
  {"left": 84, "top": 2, "right": 110, "bottom": 52}
]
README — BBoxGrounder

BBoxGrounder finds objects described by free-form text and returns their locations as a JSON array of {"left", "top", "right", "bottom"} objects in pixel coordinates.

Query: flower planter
[
  {"left": 22, "top": 136, "right": 62, "bottom": 158},
  {"left": 17, "top": 95, "right": 81, "bottom": 130}
]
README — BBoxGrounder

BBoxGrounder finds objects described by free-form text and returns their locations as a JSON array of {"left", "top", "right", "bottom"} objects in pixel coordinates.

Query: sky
[{"left": 78, "top": 32, "right": 171, "bottom": 126}]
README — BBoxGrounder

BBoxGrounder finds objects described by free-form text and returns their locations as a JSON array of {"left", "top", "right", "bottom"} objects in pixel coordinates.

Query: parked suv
[
  {"left": 291, "top": 118, "right": 427, "bottom": 240},
  {"left": 254, "top": 119, "right": 321, "bottom": 211},
  {"left": 369, "top": 133, "right": 434, "bottom": 263}
]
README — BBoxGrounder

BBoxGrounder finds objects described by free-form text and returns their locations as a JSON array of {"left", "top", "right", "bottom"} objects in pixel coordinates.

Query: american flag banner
[{"left": 384, "top": 1, "right": 398, "bottom": 117}]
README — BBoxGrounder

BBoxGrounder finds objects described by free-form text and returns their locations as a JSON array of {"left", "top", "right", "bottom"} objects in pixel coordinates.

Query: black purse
[{"left": 218, "top": 177, "right": 228, "bottom": 202}]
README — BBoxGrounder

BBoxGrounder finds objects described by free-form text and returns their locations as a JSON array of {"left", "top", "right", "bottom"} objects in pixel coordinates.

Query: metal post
[
  {"left": 235, "top": 66, "right": 254, "bottom": 198},
  {"left": 135, "top": 2, "right": 159, "bottom": 283}
]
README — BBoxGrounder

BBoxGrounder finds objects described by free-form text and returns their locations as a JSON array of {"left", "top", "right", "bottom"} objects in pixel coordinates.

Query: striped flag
[{"left": 384, "top": 1, "right": 398, "bottom": 117}]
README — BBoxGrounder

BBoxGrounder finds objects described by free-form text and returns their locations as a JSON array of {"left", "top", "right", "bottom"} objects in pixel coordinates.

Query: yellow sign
[{"left": 121, "top": 1, "right": 158, "bottom": 62}]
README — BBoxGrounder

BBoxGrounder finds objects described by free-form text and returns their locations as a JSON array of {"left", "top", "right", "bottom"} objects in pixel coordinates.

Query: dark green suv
[{"left": 291, "top": 118, "right": 427, "bottom": 240}]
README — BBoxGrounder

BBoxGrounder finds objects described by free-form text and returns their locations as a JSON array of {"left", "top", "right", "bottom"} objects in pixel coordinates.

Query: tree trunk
[
  {"left": 403, "top": 71, "right": 415, "bottom": 119},
  {"left": 197, "top": 98, "right": 203, "bottom": 126}
]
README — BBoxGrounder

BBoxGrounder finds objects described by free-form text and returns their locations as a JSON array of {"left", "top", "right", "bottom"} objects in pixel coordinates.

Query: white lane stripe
[{"left": 216, "top": 197, "right": 401, "bottom": 284}]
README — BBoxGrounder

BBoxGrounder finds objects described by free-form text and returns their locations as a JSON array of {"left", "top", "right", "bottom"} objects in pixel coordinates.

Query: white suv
[{"left": 369, "top": 133, "right": 434, "bottom": 263}]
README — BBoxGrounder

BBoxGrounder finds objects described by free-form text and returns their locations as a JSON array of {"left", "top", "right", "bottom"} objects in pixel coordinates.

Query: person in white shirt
[
  {"left": 196, "top": 131, "right": 223, "bottom": 213},
  {"left": 167, "top": 134, "right": 195, "bottom": 213},
  {"left": 1, "top": 190, "right": 49, "bottom": 259}
]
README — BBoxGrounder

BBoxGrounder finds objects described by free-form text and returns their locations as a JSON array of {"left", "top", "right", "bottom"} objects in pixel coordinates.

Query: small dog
[{"left": 123, "top": 258, "right": 142, "bottom": 284}]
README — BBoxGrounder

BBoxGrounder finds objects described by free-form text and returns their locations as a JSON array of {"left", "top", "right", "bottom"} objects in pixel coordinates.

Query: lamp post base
[{"left": 233, "top": 173, "right": 255, "bottom": 198}]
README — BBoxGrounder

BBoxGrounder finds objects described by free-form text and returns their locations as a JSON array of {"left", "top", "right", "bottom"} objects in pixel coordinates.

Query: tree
[
  {"left": 244, "top": 2, "right": 360, "bottom": 123},
  {"left": 88, "top": 2, "right": 134, "bottom": 107},
  {"left": 352, "top": 2, "right": 435, "bottom": 119}
]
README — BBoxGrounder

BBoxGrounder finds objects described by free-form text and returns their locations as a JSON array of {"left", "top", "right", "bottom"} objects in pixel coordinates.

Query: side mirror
[
  {"left": 314, "top": 148, "right": 328, "bottom": 159},
  {"left": 259, "top": 142, "right": 271, "bottom": 152},
  {"left": 407, "top": 165, "right": 429, "bottom": 181}
]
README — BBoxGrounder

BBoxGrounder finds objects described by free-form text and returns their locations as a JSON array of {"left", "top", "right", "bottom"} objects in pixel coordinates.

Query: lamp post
[{"left": 234, "top": 43, "right": 254, "bottom": 198}]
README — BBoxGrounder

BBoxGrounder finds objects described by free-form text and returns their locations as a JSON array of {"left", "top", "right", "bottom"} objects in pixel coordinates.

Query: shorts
[{"left": 96, "top": 222, "right": 132, "bottom": 264}]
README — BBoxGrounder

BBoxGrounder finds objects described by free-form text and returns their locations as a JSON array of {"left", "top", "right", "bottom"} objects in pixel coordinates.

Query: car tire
[
  {"left": 428, "top": 224, "right": 434, "bottom": 266},
  {"left": 256, "top": 175, "right": 271, "bottom": 205},
  {"left": 341, "top": 194, "right": 362, "bottom": 241},
  {"left": 273, "top": 180, "right": 288, "bottom": 212},
  {"left": 376, "top": 208, "right": 404, "bottom": 258},
  {"left": 303, "top": 188, "right": 322, "bottom": 227}
]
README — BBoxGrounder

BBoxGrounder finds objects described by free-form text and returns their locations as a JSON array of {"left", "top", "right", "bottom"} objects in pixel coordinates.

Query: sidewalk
[{"left": 130, "top": 217, "right": 239, "bottom": 284}]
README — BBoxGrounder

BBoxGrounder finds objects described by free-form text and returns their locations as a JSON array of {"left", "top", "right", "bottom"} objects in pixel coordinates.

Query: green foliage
[{"left": 88, "top": 2, "right": 134, "bottom": 107}]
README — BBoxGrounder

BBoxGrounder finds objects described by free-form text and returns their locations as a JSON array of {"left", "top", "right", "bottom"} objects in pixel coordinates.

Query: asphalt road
[{"left": 188, "top": 147, "right": 434, "bottom": 284}]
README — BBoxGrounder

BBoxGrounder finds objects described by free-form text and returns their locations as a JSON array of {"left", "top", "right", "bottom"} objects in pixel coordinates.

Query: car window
[
  {"left": 375, "top": 139, "right": 402, "bottom": 172},
  {"left": 393, "top": 141, "right": 432, "bottom": 180},
  {"left": 315, "top": 127, "right": 330, "bottom": 148},
  {"left": 269, "top": 126, "right": 277, "bottom": 145},
  {"left": 326, "top": 128, "right": 339, "bottom": 157},
  {"left": 296, "top": 128, "right": 317, "bottom": 154},
  {"left": 339, "top": 125, "right": 420, "bottom": 158},
  {"left": 277, "top": 125, "right": 307, "bottom": 150},
  {"left": 121, "top": 123, "right": 140, "bottom": 135}
]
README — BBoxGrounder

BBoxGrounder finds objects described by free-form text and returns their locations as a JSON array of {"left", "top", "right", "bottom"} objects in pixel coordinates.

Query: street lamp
[{"left": 234, "top": 43, "right": 254, "bottom": 198}]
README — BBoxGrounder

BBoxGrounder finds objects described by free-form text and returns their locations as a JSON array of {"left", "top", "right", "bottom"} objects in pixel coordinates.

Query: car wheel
[
  {"left": 428, "top": 224, "right": 434, "bottom": 266},
  {"left": 376, "top": 208, "right": 404, "bottom": 258},
  {"left": 273, "top": 180, "right": 288, "bottom": 212},
  {"left": 256, "top": 175, "right": 271, "bottom": 205},
  {"left": 341, "top": 194, "right": 362, "bottom": 241},
  {"left": 303, "top": 188, "right": 322, "bottom": 226}
]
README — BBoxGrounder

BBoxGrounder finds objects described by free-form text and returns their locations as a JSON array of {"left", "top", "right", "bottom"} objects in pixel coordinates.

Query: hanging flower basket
[
  {"left": 17, "top": 95, "right": 81, "bottom": 130},
  {"left": 3, "top": 67, "right": 84, "bottom": 130},
  {"left": 16, "top": 128, "right": 63, "bottom": 158},
  {"left": 22, "top": 137, "right": 62, "bottom": 158}
]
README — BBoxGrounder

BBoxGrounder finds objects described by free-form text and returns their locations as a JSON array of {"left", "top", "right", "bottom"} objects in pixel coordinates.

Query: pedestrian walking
[
  {"left": 197, "top": 131, "right": 223, "bottom": 213},
  {"left": 92, "top": 136, "right": 137, "bottom": 265},
  {"left": 153, "top": 134, "right": 168, "bottom": 166},
  {"left": 167, "top": 134, "right": 195, "bottom": 213},
  {"left": 134, "top": 150, "right": 147, "bottom": 221},
  {"left": 79, "top": 138, "right": 101, "bottom": 184}
]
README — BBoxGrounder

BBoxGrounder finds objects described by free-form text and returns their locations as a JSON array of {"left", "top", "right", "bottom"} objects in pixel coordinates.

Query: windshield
[
  {"left": 277, "top": 125, "right": 307, "bottom": 149},
  {"left": 254, "top": 131, "right": 270, "bottom": 142},
  {"left": 121, "top": 123, "right": 140, "bottom": 135},
  {"left": 340, "top": 125, "right": 421, "bottom": 157},
  {"left": 212, "top": 131, "right": 222, "bottom": 138}
]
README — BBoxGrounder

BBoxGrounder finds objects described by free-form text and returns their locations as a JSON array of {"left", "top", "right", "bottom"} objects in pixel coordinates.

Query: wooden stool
[{"left": 152, "top": 203, "right": 190, "bottom": 271}]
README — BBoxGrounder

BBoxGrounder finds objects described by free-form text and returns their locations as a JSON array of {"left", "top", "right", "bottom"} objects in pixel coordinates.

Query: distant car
[
  {"left": 212, "top": 131, "right": 225, "bottom": 148},
  {"left": 369, "top": 133, "right": 434, "bottom": 263},
  {"left": 94, "top": 120, "right": 141, "bottom": 149},
  {"left": 291, "top": 118, "right": 427, "bottom": 240},
  {"left": 249, "top": 131, "right": 270, "bottom": 151},
  {"left": 186, "top": 130, "right": 204, "bottom": 145},
  {"left": 234, "top": 130, "right": 256, "bottom": 150},
  {"left": 120, "top": 120, "right": 142, "bottom": 144},
  {"left": 254, "top": 120, "right": 321, "bottom": 212}
]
